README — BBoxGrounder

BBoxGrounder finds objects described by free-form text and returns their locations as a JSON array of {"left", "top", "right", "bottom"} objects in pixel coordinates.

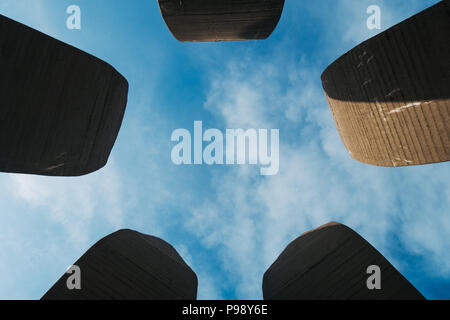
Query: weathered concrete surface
[
  {"left": 158, "top": 0, "right": 285, "bottom": 42},
  {"left": 42, "top": 229, "right": 198, "bottom": 300},
  {"left": 321, "top": 1, "right": 449, "bottom": 167},
  {"left": 0, "top": 15, "right": 128, "bottom": 176},
  {"left": 263, "top": 223, "right": 425, "bottom": 300}
]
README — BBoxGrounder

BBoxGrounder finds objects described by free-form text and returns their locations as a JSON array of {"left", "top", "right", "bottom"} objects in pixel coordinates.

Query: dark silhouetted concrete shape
[
  {"left": 0, "top": 15, "right": 128, "bottom": 176},
  {"left": 158, "top": 0, "right": 285, "bottom": 42},
  {"left": 42, "top": 229, "right": 198, "bottom": 300},
  {"left": 321, "top": 1, "right": 449, "bottom": 167},
  {"left": 263, "top": 222, "right": 425, "bottom": 300}
]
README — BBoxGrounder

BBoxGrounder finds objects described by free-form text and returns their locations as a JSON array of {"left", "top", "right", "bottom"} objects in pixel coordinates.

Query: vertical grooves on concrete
[
  {"left": 42, "top": 230, "right": 198, "bottom": 300},
  {"left": 263, "top": 223, "right": 425, "bottom": 300},
  {"left": 0, "top": 14, "right": 128, "bottom": 176},
  {"left": 321, "top": 1, "right": 449, "bottom": 167},
  {"left": 158, "top": 0, "right": 285, "bottom": 42}
]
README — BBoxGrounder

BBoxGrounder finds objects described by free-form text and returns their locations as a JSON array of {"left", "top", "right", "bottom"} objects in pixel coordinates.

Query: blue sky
[{"left": 0, "top": 0, "right": 449, "bottom": 300}]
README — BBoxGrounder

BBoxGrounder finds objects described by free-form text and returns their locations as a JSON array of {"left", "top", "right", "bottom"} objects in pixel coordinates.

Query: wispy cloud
[
  {"left": 0, "top": 0, "right": 447, "bottom": 300},
  {"left": 0, "top": 159, "right": 131, "bottom": 298},
  {"left": 7, "top": 161, "right": 126, "bottom": 246},
  {"left": 183, "top": 0, "right": 450, "bottom": 299}
]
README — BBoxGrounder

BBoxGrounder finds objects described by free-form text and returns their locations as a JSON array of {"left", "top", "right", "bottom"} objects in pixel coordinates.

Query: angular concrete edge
[
  {"left": 0, "top": 14, "right": 129, "bottom": 176},
  {"left": 263, "top": 222, "right": 425, "bottom": 300},
  {"left": 42, "top": 229, "right": 198, "bottom": 300},
  {"left": 321, "top": 1, "right": 450, "bottom": 167},
  {"left": 157, "top": 0, "right": 285, "bottom": 42}
]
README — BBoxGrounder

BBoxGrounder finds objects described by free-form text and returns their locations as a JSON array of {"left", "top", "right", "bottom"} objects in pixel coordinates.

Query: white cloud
[
  {"left": 0, "top": 158, "right": 132, "bottom": 299},
  {"left": 7, "top": 160, "right": 125, "bottom": 247},
  {"left": 0, "top": 0, "right": 446, "bottom": 300},
  {"left": 185, "top": 0, "right": 450, "bottom": 298}
]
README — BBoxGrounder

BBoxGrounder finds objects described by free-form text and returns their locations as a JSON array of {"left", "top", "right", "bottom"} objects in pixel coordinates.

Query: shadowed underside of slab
[
  {"left": 263, "top": 223, "right": 425, "bottom": 300},
  {"left": 0, "top": 15, "right": 128, "bottom": 176},
  {"left": 158, "top": 0, "right": 285, "bottom": 42},
  {"left": 321, "top": 1, "right": 449, "bottom": 167},
  {"left": 42, "top": 230, "right": 198, "bottom": 300}
]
